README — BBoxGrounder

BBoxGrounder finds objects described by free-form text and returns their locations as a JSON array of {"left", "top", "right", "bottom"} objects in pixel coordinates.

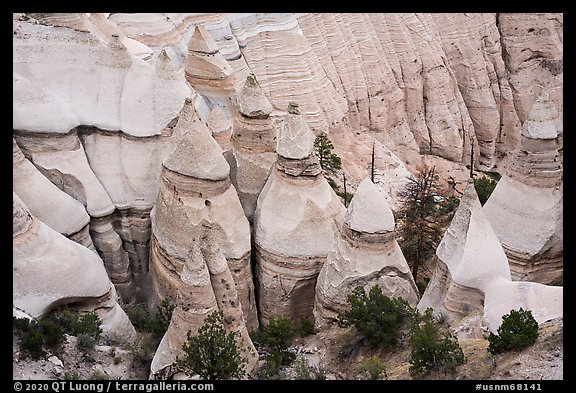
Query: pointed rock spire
[
  {"left": 164, "top": 100, "right": 230, "bottom": 181},
  {"left": 436, "top": 179, "right": 512, "bottom": 288},
  {"left": 188, "top": 24, "right": 220, "bottom": 54},
  {"left": 237, "top": 74, "right": 273, "bottom": 119},
  {"left": 345, "top": 177, "right": 395, "bottom": 234},
  {"left": 521, "top": 90, "right": 562, "bottom": 140},
  {"left": 277, "top": 102, "right": 315, "bottom": 160}
]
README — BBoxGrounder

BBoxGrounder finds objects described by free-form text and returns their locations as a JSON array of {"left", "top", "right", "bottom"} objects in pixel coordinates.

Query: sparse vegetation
[
  {"left": 76, "top": 333, "right": 97, "bottom": 352},
  {"left": 127, "top": 299, "right": 174, "bottom": 340},
  {"left": 294, "top": 356, "right": 326, "bottom": 380},
  {"left": 397, "top": 165, "right": 447, "bottom": 282},
  {"left": 13, "top": 309, "right": 99, "bottom": 359},
  {"left": 89, "top": 370, "right": 109, "bottom": 380},
  {"left": 359, "top": 355, "right": 388, "bottom": 380},
  {"left": 474, "top": 174, "right": 499, "bottom": 206},
  {"left": 175, "top": 310, "right": 247, "bottom": 380},
  {"left": 488, "top": 308, "right": 539, "bottom": 355},
  {"left": 298, "top": 317, "right": 316, "bottom": 337},
  {"left": 63, "top": 371, "right": 80, "bottom": 380},
  {"left": 409, "top": 308, "right": 465, "bottom": 378},
  {"left": 314, "top": 132, "right": 342, "bottom": 174},
  {"left": 337, "top": 286, "right": 411, "bottom": 347}
]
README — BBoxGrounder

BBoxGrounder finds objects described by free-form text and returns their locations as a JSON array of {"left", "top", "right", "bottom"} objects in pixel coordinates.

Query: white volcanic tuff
[
  {"left": 345, "top": 177, "right": 395, "bottom": 234},
  {"left": 435, "top": 180, "right": 512, "bottom": 288},
  {"left": 432, "top": 13, "right": 521, "bottom": 167},
  {"left": 276, "top": 103, "right": 315, "bottom": 160},
  {"left": 13, "top": 192, "right": 136, "bottom": 343},
  {"left": 230, "top": 75, "right": 278, "bottom": 221},
  {"left": 483, "top": 90, "right": 562, "bottom": 284},
  {"left": 150, "top": 226, "right": 258, "bottom": 378},
  {"left": 186, "top": 25, "right": 233, "bottom": 80},
  {"left": 207, "top": 106, "right": 233, "bottom": 149},
  {"left": 418, "top": 180, "right": 563, "bottom": 332},
  {"left": 314, "top": 177, "right": 419, "bottom": 327},
  {"left": 12, "top": 138, "right": 93, "bottom": 249},
  {"left": 498, "top": 13, "right": 563, "bottom": 124},
  {"left": 150, "top": 102, "right": 258, "bottom": 329},
  {"left": 13, "top": 20, "right": 189, "bottom": 136},
  {"left": 254, "top": 106, "right": 346, "bottom": 325}
]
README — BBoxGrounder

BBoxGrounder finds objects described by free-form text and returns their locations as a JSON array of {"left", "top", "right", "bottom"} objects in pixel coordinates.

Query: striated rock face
[
  {"left": 185, "top": 24, "right": 235, "bottom": 111},
  {"left": 418, "top": 180, "right": 562, "bottom": 332},
  {"left": 13, "top": 18, "right": 190, "bottom": 303},
  {"left": 13, "top": 192, "right": 136, "bottom": 343},
  {"left": 314, "top": 177, "right": 419, "bottom": 328},
  {"left": 498, "top": 13, "right": 563, "bottom": 125},
  {"left": 484, "top": 90, "right": 563, "bottom": 285},
  {"left": 254, "top": 103, "right": 346, "bottom": 326},
  {"left": 230, "top": 75, "right": 278, "bottom": 221},
  {"left": 150, "top": 224, "right": 258, "bottom": 379},
  {"left": 149, "top": 101, "right": 258, "bottom": 332}
]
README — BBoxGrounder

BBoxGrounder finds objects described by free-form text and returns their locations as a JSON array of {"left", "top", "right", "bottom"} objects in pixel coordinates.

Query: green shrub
[
  {"left": 359, "top": 355, "right": 387, "bottom": 380},
  {"left": 76, "top": 333, "right": 97, "bottom": 352},
  {"left": 488, "top": 308, "right": 539, "bottom": 355},
  {"left": 21, "top": 324, "right": 46, "bottom": 359},
  {"left": 126, "top": 299, "right": 174, "bottom": 339},
  {"left": 113, "top": 355, "right": 123, "bottom": 365},
  {"left": 89, "top": 370, "right": 109, "bottom": 380},
  {"left": 409, "top": 308, "right": 465, "bottom": 378},
  {"left": 39, "top": 319, "right": 65, "bottom": 350},
  {"left": 337, "top": 286, "right": 411, "bottom": 347},
  {"left": 13, "top": 316, "right": 64, "bottom": 359},
  {"left": 13, "top": 316, "right": 31, "bottom": 332},
  {"left": 150, "top": 299, "right": 175, "bottom": 339},
  {"left": 127, "top": 305, "right": 153, "bottom": 332},
  {"left": 263, "top": 317, "right": 295, "bottom": 350},
  {"left": 474, "top": 175, "right": 498, "bottom": 206},
  {"left": 175, "top": 310, "right": 247, "bottom": 380},
  {"left": 63, "top": 371, "right": 80, "bottom": 380},
  {"left": 75, "top": 312, "right": 102, "bottom": 340},
  {"left": 298, "top": 317, "right": 316, "bottom": 337}
]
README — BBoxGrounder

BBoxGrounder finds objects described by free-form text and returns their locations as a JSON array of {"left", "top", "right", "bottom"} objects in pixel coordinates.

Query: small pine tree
[
  {"left": 314, "top": 132, "right": 342, "bottom": 173},
  {"left": 488, "top": 308, "right": 539, "bottom": 354},
  {"left": 176, "top": 310, "right": 247, "bottom": 380},
  {"left": 151, "top": 299, "right": 175, "bottom": 339},
  {"left": 409, "top": 308, "right": 465, "bottom": 377},
  {"left": 397, "top": 165, "right": 446, "bottom": 282},
  {"left": 337, "top": 286, "right": 410, "bottom": 347}
]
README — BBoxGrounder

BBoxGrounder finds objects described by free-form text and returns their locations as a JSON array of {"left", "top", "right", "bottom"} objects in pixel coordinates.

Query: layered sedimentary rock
[
  {"left": 13, "top": 192, "right": 136, "bottom": 343},
  {"left": 150, "top": 224, "right": 258, "bottom": 378},
  {"left": 207, "top": 106, "right": 233, "bottom": 154},
  {"left": 13, "top": 138, "right": 94, "bottom": 250},
  {"left": 13, "top": 18, "right": 190, "bottom": 302},
  {"left": 498, "top": 13, "right": 563, "bottom": 124},
  {"left": 418, "top": 179, "right": 562, "bottom": 332},
  {"left": 185, "top": 24, "right": 235, "bottom": 111},
  {"left": 314, "top": 177, "right": 419, "bottom": 328},
  {"left": 149, "top": 100, "right": 258, "bottom": 332},
  {"left": 254, "top": 103, "right": 346, "bottom": 326},
  {"left": 230, "top": 75, "right": 277, "bottom": 221},
  {"left": 484, "top": 91, "right": 563, "bottom": 285},
  {"left": 432, "top": 13, "right": 522, "bottom": 167}
]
